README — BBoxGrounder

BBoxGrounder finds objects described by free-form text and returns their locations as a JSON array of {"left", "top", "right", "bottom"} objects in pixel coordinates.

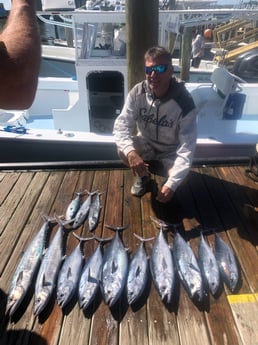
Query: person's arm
[
  {"left": 165, "top": 108, "right": 197, "bottom": 191},
  {"left": 0, "top": 0, "right": 41, "bottom": 109},
  {"left": 156, "top": 109, "right": 197, "bottom": 203},
  {"left": 113, "top": 88, "right": 138, "bottom": 156}
]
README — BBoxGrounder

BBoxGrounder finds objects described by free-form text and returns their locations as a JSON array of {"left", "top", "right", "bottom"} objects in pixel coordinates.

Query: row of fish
[
  {"left": 6, "top": 214, "right": 240, "bottom": 317},
  {"left": 6, "top": 188, "right": 103, "bottom": 317},
  {"left": 150, "top": 217, "right": 240, "bottom": 304},
  {"left": 65, "top": 190, "right": 103, "bottom": 231}
]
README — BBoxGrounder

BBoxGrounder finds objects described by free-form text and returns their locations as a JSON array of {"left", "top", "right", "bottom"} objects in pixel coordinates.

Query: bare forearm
[{"left": 0, "top": 0, "right": 41, "bottom": 109}]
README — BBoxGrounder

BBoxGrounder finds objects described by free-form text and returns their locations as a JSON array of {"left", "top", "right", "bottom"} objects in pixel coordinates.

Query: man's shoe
[{"left": 131, "top": 175, "right": 151, "bottom": 197}]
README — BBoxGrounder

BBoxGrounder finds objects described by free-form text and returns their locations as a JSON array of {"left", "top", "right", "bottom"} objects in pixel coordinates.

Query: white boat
[{"left": 0, "top": 9, "right": 257, "bottom": 166}]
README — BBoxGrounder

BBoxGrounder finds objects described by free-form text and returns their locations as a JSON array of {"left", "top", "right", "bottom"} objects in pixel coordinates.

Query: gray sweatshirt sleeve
[
  {"left": 113, "top": 89, "right": 138, "bottom": 156},
  {"left": 164, "top": 108, "right": 197, "bottom": 191}
]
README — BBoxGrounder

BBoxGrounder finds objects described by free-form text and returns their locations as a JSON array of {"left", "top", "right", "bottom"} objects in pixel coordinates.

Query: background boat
[{"left": 0, "top": 9, "right": 257, "bottom": 166}]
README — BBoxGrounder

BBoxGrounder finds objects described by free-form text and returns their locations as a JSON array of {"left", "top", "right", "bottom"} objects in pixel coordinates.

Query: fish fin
[
  {"left": 87, "top": 269, "right": 98, "bottom": 284},
  {"left": 16, "top": 271, "right": 23, "bottom": 284},
  {"left": 42, "top": 274, "right": 50, "bottom": 287},
  {"left": 111, "top": 260, "right": 118, "bottom": 274},
  {"left": 162, "top": 257, "right": 168, "bottom": 270},
  {"left": 67, "top": 267, "right": 72, "bottom": 279},
  {"left": 189, "top": 262, "right": 201, "bottom": 273},
  {"left": 135, "top": 266, "right": 141, "bottom": 277}
]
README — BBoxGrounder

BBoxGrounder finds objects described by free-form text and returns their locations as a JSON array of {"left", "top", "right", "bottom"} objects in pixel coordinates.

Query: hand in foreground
[
  {"left": 127, "top": 151, "right": 149, "bottom": 177},
  {"left": 156, "top": 185, "right": 174, "bottom": 203}
]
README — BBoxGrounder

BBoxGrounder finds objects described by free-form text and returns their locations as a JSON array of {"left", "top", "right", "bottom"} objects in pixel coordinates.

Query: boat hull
[{"left": 0, "top": 133, "right": 255, "bottom": 167}]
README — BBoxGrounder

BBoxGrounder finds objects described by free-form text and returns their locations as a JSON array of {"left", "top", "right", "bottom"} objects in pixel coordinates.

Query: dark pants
[{"left": 191, "top": 57, "right": 201, "bottom": 68}]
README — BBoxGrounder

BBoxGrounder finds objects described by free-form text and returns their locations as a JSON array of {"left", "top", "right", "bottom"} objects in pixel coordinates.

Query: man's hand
[
  {"left": 156, "top": 185, "right": 174, "bottom": 203},
  {"left": 127, "top": 151, "right": 149, "bottom": 177}
]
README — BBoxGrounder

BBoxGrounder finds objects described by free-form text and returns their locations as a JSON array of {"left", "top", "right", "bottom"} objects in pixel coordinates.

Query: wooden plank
[
  {"left": 178, "top": 168, "right": 243, "bottom": 345},
  {"left": 59, "top": 306, "right": 92, "bottom": 345},
  {"left": 194, "top": 165, "right": 258, "bottom": 345},
  {"left": 229, "top": 166, "right": 258, "bottom": 250},
  {"left": 172, "top": 175, "right": 212, "bottom": 345},
  {"left": 213, "top": 166, "right": 258, "bottom": 292},
  {"left": 0, "top": 166, "right": 257, "bottom": 345},
  {"left": 0, "top": 171, "right": 66, "bottom": 345},
  {"left": 1, "top": 170, "right": 66, "bottom": 284},
  {"left": 141, "top": 175, "right": 180, "bottom": 345},
  {"left": 0, "top": 172, "right": 20, "bottom": 206},
  {"left": 88, "top": 169, "right": 124, "bottom": 345},
  {"left": 227, "top": 294, "right": 258, "bottom": 345},
  {"left": 0, "top": 172, "right": 50, "bottom": 273},
  {"left": 34, "top": 170, "right": 95, "bottom": 345},
  {"left": 57, "top": 169, "right": 106, "bottom": 345},
  {"left": 17, "top": 170, "right": 76, "bottom": 345},
  {"left": 119, "top": 169, "right": 149, "bottom": 345},
  {"left": 0, "top": 172, "right": 35, "bottom": 235}
]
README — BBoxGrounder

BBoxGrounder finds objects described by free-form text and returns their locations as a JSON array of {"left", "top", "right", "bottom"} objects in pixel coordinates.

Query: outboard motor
[{"left": 232, "top": 48, "right": 258, "bottom": 83}]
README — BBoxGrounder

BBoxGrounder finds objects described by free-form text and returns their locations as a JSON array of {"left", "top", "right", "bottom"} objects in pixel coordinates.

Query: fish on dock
[
  {"left": 88, "top": 191, "right": 103, "bottom": 232},
  {"left": 34, "top": 216, "right": 71, "bottom": 316},
  {"left": 214, "top": 232, "right": 240, "bottom": 292},
  {"left": 149, "top": 217, "right": 175, "bottom": 304},
  {"left": 6, "top": 215, "right": 56, "bottom": 316},
  {"left": 198, "top": 232, "right": 220, "bottom": 296},
  {"left": 100, "top": 225, "right": 128, "bottom": 307},
  {"left": 72, "top": 191, "right": 96, "bottom": 229},
  {"left": 78, "top": 236, "right": 111, "bottom": 310},
  {"left": 126, "top": 233, "right": 154, "bottom": 305},
  {"left": 56, "top": 233, "right": 94, "bottom": 309},
  {"left": 173, "top": 231, "right": 204, "bottom": 303},
  {"left": 65, "top": 190, "right": 87, "bottom": 221}
]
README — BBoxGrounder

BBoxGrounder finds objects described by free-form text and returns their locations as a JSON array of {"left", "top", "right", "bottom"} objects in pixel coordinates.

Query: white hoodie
[{"left": 113, "top": 78, "right": 197, "bottom": 191}]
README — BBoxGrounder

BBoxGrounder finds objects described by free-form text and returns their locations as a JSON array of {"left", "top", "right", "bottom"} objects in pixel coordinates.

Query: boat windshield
[{"left": 75, "top": 21, "right": 126, "bottom": 59}]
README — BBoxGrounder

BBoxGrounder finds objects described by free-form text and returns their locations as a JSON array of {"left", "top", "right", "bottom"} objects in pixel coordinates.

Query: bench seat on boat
[{"left": 190, "top": 67, "right": 238, "bottom": 118}]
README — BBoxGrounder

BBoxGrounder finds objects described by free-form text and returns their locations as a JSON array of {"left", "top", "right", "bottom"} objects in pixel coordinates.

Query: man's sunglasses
[{"left": 145, "top": 64, "right": 170, "bottom": 75}]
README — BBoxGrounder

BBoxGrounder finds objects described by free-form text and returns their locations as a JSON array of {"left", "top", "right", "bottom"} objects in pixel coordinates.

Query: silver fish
[
  {"left": 56, "top": 233, "right": 94, "bottom": 309},
  {"left": 72, "top": 191, "right": 96, "bottom": 229},
  {"left": 126, "top": 233, "right": 154, "bottom": 305},
  {"left": 100, "top": 225, "right": 128, "bottom": 307},
  {"left": 149, "top": 222, "right": 175, "bottom": 304},
  {"left": 65, "top": 190, "right": 87, "bottom": 221},
  {"left": 34, "top": 216, "right": 71, "bottom": 316},
  {"left": 198, "top": 232, "right": 220, "bottom": 296},
  {"left": 88, "top": 192, "right": 103, "bottom": 232},
  {"left": 214, "top": 232, "right": 240, "bottom": 292},
  {"left": 173, "top": 231, "right": 204, "bottom": 302},
  {"left": 78, "top": 236, "right": 111, "bottom": 310},
  {"left": 6, "top": 215, "right": 55, "bottom": 316}
]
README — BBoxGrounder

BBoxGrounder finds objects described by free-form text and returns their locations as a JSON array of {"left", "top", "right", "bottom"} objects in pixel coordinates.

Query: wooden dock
[{"left": 0, "top": 164, "right": 258, "bottom": 345}]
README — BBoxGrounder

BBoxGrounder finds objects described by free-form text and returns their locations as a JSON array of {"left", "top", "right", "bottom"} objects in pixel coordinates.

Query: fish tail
[
  {"left": 133, "top": 233, "right": 155, "bottom": 242},
  {"left": 104, "top": 224, "right": 128, "bottom": 232},
  {"left": 41, "top": 214, "right": 57, "bottom": 224},
  {"left": 76, "top": 190, "right": 88, "bottom": 197},
  {"left": 93, "top": 235, "right": 113, "bottom": 243},
  {"left": 72, "top": 232, "right": 95, "bottom": 243},
  {"left": 150, "top": 216, "right": 181, "bottom": 232},
  {"left": 55, "top": 214, "right": 74, "bottom": 231}
]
